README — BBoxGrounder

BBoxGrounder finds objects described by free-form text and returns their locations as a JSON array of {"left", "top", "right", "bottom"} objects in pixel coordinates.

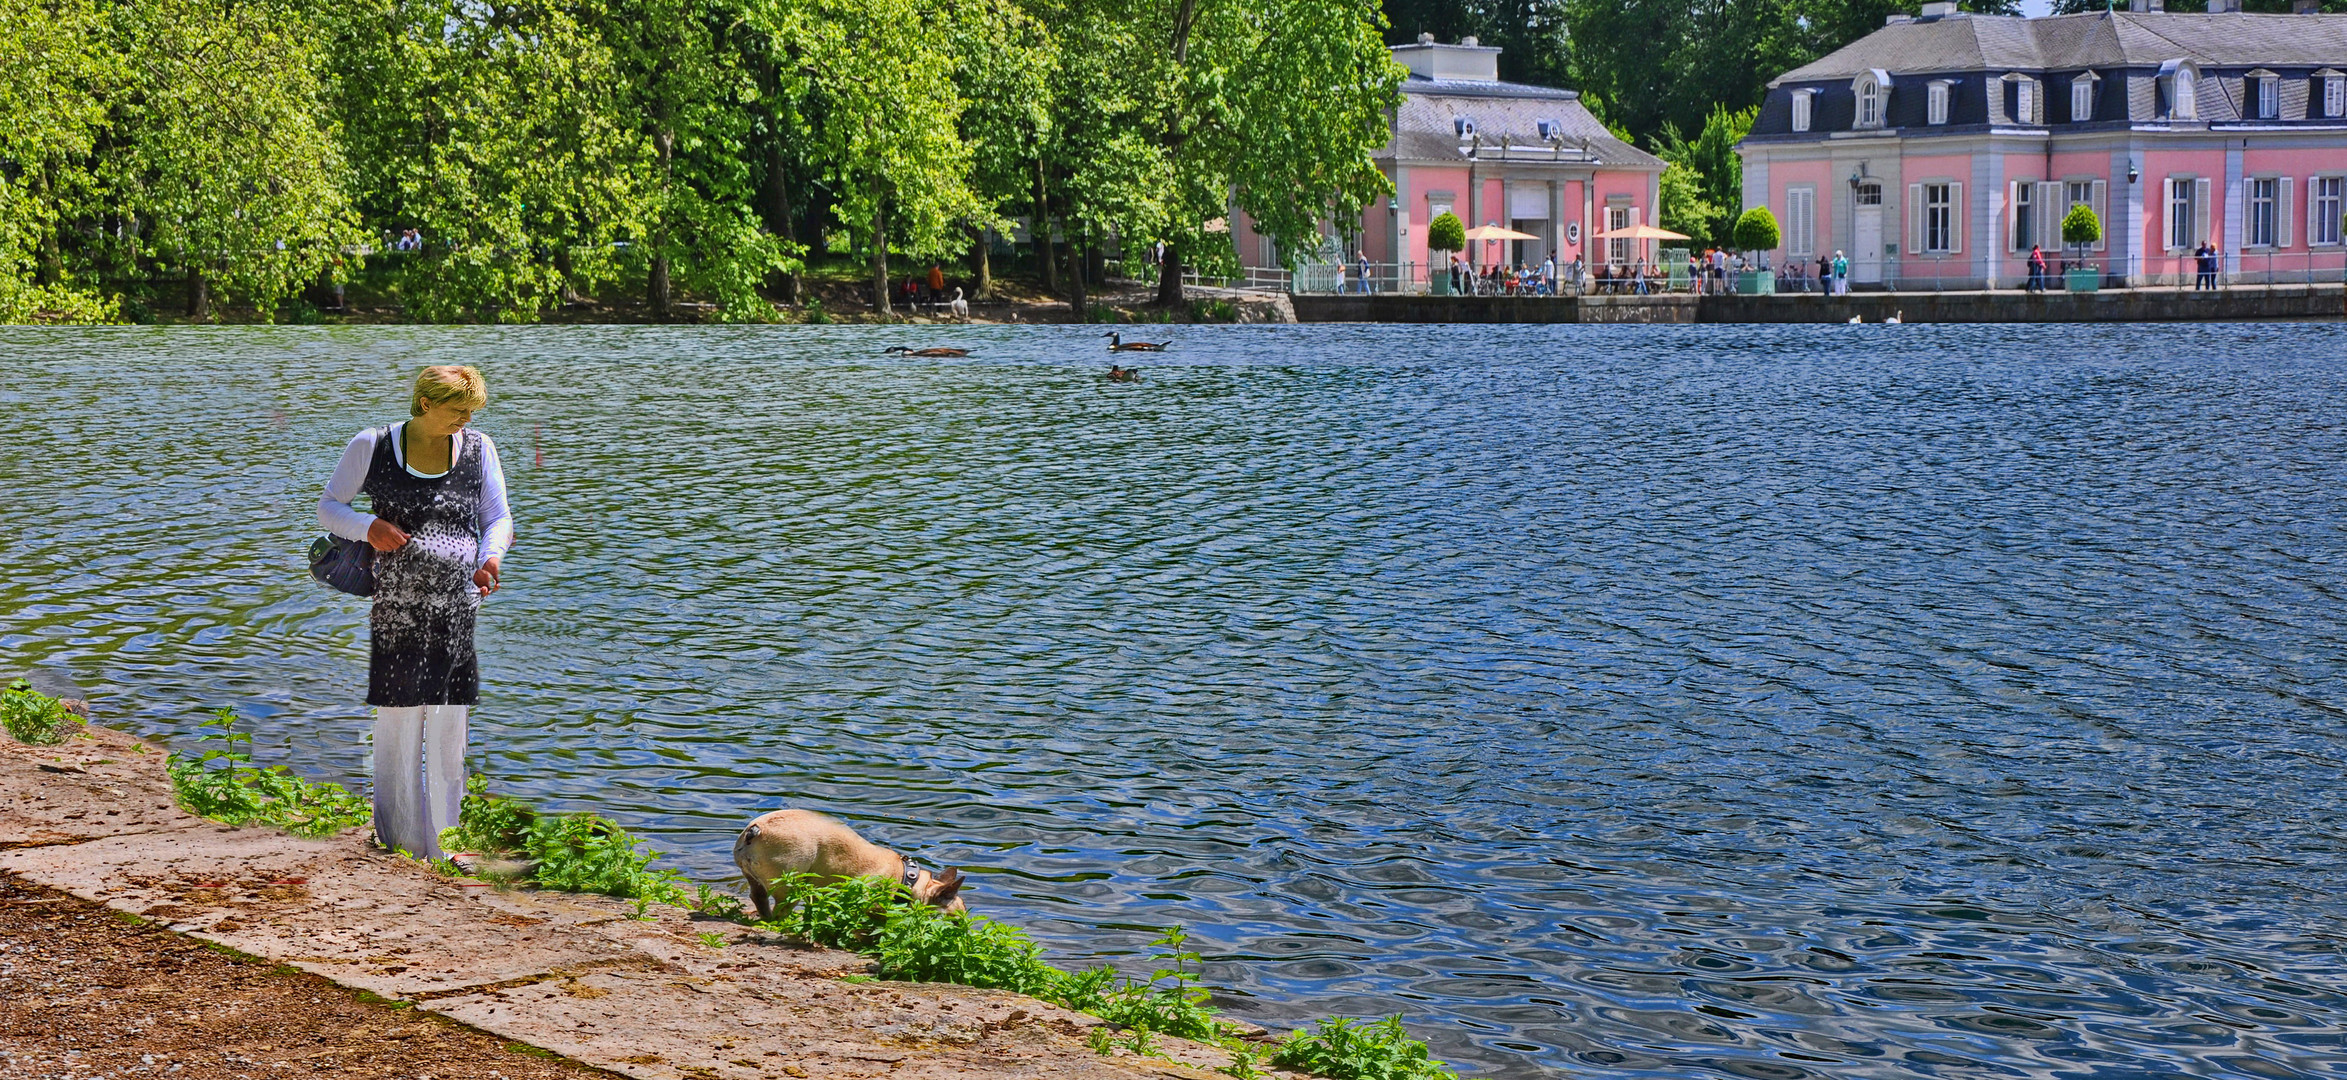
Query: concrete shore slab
[{"left": 0, "top": 719, "right": 1250, "bottom": 1080}]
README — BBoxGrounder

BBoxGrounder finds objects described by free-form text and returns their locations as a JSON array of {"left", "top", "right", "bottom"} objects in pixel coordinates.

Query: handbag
[
  {"left": 308, "top": 425, "right": 388, "bottom": 596},
  {"left": 309, "top": 533, "right": 376, "bottom": 597}
]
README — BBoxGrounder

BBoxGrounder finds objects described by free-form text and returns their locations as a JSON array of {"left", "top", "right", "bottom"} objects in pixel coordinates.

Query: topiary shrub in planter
[
  {"left": 2061, "top": 203, "right": 2102, "bottom": 291},
  {"left": 1426, "top": 212, "right": 1465, "bottom": 295},
  {"left": 1732, "top": 207, "right": 1780, "bottom": 295}
]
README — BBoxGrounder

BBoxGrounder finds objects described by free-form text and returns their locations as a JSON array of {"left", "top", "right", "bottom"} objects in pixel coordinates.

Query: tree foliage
[
  {"left": 0, "top": 0, "right": 1400, "bottom": 321},
  {"left": 1426, "top": 211, "right": 1465, "bottom": 253},
  {"left": 1732, "top": 206, "right": 1780, "bottom": 253}
]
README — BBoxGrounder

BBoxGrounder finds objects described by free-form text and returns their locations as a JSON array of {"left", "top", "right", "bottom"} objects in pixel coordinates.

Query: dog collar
[{"left": 900, "top": 861, "right": 921, "bottom": 889}]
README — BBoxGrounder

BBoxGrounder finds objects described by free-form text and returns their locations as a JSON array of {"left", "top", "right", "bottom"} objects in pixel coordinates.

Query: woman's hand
[
  {"left": 367, "top": 518, "right": 410, "bottom": 553},
  {"left": 474, "top": 556, "right": 502, "bottom": 598}
]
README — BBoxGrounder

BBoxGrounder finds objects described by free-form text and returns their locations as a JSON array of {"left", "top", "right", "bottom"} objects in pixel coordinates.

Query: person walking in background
[
  {"left": 318, "top": 366, "right": 513, "bottom": 860},
  {"left": 1357, "top": 251, "right": 1372, "bottom": 295},
  {"left": 2195, "top": 242, "right": 2219, "bottom": 290},
  {"left": 2027, "top": 244, "right": 2047, "bottom": 292},
  {"left": 1831, "top": 250, "right": 1849, "bottom": 296}
]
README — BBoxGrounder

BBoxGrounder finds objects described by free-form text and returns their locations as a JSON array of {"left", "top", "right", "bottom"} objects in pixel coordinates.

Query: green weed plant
[
  {"left": 437, "top": 775, "right": 688, "bottom": 904},
  {"left": 166, "top": 708, "right": 370, "bottom": 838},
  {"left": 1270, "top": 1016, "right": 1454, "bottom": 1080},
  {"left": 2, "top": 680, "right": 82, "bottom": 745}
]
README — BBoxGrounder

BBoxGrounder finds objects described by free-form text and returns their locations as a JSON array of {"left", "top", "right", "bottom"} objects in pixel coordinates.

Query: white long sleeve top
[{"left": 318, "top": 423, "right": 514, "bottom": 567}]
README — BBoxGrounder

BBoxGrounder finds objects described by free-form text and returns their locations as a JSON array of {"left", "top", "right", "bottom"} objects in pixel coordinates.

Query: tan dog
[{"left": 733, "top": 809, "right": 965, "bottom": 921}]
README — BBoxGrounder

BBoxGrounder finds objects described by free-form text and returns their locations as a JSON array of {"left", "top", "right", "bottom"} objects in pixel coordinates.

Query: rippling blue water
[{"left": 4, "top": 323, "right": 2347, "bottom": 1079}]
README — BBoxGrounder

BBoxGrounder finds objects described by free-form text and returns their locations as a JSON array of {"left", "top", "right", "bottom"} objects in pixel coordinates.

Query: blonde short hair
[{"left": 411, "top": 365, "right": 488, "bottom": 417}]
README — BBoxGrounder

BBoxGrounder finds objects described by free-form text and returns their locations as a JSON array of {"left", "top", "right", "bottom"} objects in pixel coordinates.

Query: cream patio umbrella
[
  {"left": 1589, "top": 222, "right": 1692, "bottom": 268},
  {"left": 1457, "top": 223, "right": 1543, "bottom": 269}
]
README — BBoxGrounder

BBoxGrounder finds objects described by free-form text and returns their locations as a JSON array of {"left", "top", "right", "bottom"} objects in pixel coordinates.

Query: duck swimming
[
  {"left": 1105, "top": 332, "right": 1169, "bottom": 352},
  {"left": 884, "top": 346, "right": 973, "bottom": 357},
  {"left": 1107, "top": 365, "right": 1142, "bottom": 382}
]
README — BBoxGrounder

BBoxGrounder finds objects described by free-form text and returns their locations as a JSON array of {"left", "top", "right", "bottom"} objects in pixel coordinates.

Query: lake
[{"left": 3, "top": 322, "right": 2344, "bottom": 1079}]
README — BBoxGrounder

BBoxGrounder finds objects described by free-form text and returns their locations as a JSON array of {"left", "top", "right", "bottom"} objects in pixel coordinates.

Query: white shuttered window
[{"left": 1786, "top": 186, "right": 1817, "bottom": 257}]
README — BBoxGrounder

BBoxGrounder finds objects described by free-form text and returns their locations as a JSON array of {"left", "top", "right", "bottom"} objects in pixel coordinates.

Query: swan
[
  {"left": 1105, "top": 332, "right": 1169, "bottom": 352},
  {"left": 948, "top": 287, "right": 969, "bottom": 322},
  {"left": 1884, "top": 311, "right": 1903, "bottom": 324},
  {"left": 1848, "top": 314, "right": 1863, "bottom": 324}
]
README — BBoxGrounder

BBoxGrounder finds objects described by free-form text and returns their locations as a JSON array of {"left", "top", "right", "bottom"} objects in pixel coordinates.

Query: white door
[{"left": 1852, "top": 207, "right": 1883, "bottom": 284}]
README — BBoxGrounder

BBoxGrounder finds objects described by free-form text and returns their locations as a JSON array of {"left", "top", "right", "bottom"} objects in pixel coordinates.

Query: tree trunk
[
  {"left": 186, "top": 266, "right": 208, "bottom": 320},
  {"left": 766, "top": 136, "right": 799, "bottom": 304},
  {"left": 1034, "top": 160, "right": 1056, "bottom": 296},
  {"left": 649, "top": 129, "right": 674, "bottom": 318},
  {"left": 1065, "top": 219, "right": 1086, "bottom": 318},
  {"left": 1156, "top": 242, "right": 1185, "bottom": 308},
  {"left": 871, "top": 199, "right": 893, "bottom": 318},
  {"left": 970, "top": 225, "right": 992, "bottom": 300},
  {"left": 554, "top": 243, "right": 583, "bottom": 305},
  {"left": 1086, "top": 244, "right": 1104, "bottom": 287}
]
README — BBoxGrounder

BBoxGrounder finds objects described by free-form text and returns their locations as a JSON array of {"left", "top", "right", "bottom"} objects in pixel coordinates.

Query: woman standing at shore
[{"left": 317, "top": 366, "right": 513, "bottom": 858}]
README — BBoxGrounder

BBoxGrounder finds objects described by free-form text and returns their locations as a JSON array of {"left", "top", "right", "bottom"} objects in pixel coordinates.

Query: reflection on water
[{"left": 4, "top": 322, "right": 2346, "bottom": 1079}]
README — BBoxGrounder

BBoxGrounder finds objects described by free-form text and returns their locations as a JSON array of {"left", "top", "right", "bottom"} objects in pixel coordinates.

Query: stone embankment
[
  {"left": 0, "top": 722, "right": 1247, "bottom": 1080},
  {"left": 1288, "top": 283, "right": 2345, "bottom": 324}
]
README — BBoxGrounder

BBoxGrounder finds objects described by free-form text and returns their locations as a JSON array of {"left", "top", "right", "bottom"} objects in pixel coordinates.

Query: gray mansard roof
[
  {"left": 1747, "top": 9, "right": 2347, "bottom": 138},
  {"left": 1775, "top": 10, "right": 2347, "bottom": 82},
  {"left": 1385, "top": 75, "right": 1663, "bottom": 170}
]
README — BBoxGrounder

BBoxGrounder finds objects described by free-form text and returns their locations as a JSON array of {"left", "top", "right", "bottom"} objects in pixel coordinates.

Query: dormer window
[
  {"left": 2002, "top": 74, "right": 2040, "bottom": 125},
  {"left": 1792, "top": 90, "right": 1815, "bottom": 133},
  {"left": 2322, "top": 70, "right": 2346, "bottom": 118},
  {"left": 2072, "top": 72, "right": 2099, "bottom": 123},
  {"left": 2249, "top": 70, "right": 2280, "bottom": 119},
  {"left": 1928, "top": 81, "right": 1952, "bottom": 125},
  {"left": 1853, "top": 69, "right": 1891, "bottom": 129},
  {"left": 2160, "top": 60, "right": 2199, "bottom": 120}
]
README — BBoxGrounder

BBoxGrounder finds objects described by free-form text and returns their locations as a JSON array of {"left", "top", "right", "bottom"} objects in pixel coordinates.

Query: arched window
[
  {"left": 1852, "top": 69, "right": 1892, "bottom": 129},
  {"left": 2159, "top": 60, "right": 2199, "bottom": 120}
]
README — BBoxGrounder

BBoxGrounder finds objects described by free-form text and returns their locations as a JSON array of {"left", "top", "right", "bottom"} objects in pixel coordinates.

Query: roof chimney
[
  {"left": 1389, "top": 37, "right": 1502, "bottom": 82},
  {"left": 1919, "top": 1, "right": 1958, "bottom": 17},
  {"left": 2207, "top": 0, "right": 2240, "bottom": 10},
  {"left": 2128, "top": 0, "right": 2165, "bottom": 10},
  {"left": 2294, "top": 0, "right": 2319, "bottom": 12}
]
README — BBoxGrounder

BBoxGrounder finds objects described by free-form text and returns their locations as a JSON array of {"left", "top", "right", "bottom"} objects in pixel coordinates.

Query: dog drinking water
[{"left": 733, "top": 809, "right": 965, "bottom": 921}]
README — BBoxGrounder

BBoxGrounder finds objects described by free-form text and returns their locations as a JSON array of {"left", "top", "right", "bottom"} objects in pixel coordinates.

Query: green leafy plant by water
[
  {"left": 1270, "top": 1016, "right": 1455, "bottom": 1080},
  {"left": 2, "top": 680, "right": 82, "bottom": 746},
  {"left": 166, "top": 708, "right": 370, "bottom": 838},
  {"left": 437, "top": 775, "right": 688, "bottom": 905}
]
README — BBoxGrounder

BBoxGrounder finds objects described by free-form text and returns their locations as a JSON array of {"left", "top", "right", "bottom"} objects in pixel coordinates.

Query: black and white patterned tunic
[{"left": 319, "top": 425, "right": 512, "bottom": 708}]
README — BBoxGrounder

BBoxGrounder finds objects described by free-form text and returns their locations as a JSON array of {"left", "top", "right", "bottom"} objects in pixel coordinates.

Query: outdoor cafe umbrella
[
  {"left": 1460, "top": 224, "right": 1541, "bottom": 242},
  {"left": 1588, "top": 223, "right": 1691, "bottom": 241}
]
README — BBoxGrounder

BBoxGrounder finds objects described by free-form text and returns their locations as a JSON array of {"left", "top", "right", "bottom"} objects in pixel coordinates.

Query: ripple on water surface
[{"left": 3, "top": 322, "right": 2346, "bottom": 1079}]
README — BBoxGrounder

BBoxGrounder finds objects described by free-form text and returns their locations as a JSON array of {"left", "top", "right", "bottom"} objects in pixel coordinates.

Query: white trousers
[{"left": 372, "top": 704, "right": 468, "bottom": 859}]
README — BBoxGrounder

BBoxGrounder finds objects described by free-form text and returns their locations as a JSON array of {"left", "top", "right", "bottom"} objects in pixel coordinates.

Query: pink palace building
[
  {"left": 1738, "top": 0, "right": 2347, "bottom": 289},
  {"left": 1231, "top": 36, "right": 1664, "bottom": 288}
]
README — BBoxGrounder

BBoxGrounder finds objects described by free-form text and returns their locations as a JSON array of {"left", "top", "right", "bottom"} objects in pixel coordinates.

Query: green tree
[
  {"left": 1650, "top": 105, "right": 1752, "bottom": 246},
  {"left": 2060, "top": 202, "right": 2100, "bottom": 264},
  {"left": 610, "top": 0, "right": 790, "bottom": 320},
  {"left": 0, "top": 0, "right": 118, "bottom": 322},
  {"left": 109, "top": 0, "right": 363, "bottom": 319},
  {"left": 774, "top": 0, "right": 981, "bottom": 318},
  {"left": 330, "top": 0, "right": 650, "bottom": 322},
  {"left": 1426, "top": 210, "right": 1465, "bottom": 253},
  {"left": 1654, "top": 163, "right": 1720, "bottom": 249},
  {"left": 1732, "top": 205, "right": 1780, "bottom": 254},
  {"left": 942, "top": 0, "right": 1056, "bottom": 299}
]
